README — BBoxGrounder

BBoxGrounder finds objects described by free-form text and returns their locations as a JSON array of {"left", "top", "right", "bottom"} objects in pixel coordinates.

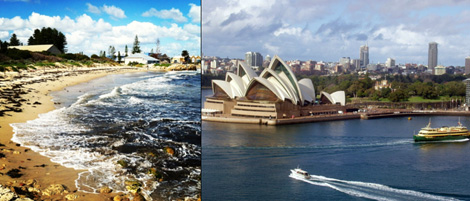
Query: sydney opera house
[{"left": 203, "top": 55, "right": 347, "bottom": 121}]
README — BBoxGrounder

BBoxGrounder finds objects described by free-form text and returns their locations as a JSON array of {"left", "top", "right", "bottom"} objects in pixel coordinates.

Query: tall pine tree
[
  {"left": 9, "top": 33, "right": 20, "bottom": 46},
  {"left": 125, "top": 45, "right": 128, "bottom": 56},
  {"left": 132, "top": 35, "right": 141, "bottom": 54}
]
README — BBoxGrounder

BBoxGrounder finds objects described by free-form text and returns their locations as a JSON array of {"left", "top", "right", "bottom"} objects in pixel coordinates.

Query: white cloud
[
  {"left": 86, "top": 3, "right": 101, "bottom": 14},
  {"left": 273, "top": 27, "right": 302, "bottom": 37},
  {"left": 203, "top": 0, "right": 470, "bottom": 65},
  {"left": 0, "top": 16, "right": 27, "bottom": 31},
  {"left": 142, "top": 8, "right": 187, "bottom": 23},
  {"left": 184, "top": 23, "right": 200, "bottom": 35},
  {"left": 0, "top": 31, "right": 9, "bottom": 40},
  {"left": 188, "top": 3, "right": 200, "bottom": 23},
  {"left": 0, "top": 12, "right": 199, "bottom": 57},
  {"left": 102, "top": 4, "right": 126, "bottom": 19}
]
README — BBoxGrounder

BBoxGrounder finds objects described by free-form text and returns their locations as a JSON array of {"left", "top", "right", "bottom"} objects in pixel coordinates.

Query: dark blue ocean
[
  {"left": 12, "top": 71, "right": 201, "bottom": 200},
  {"left": 202, "top": 89, "right": 470, "bottom": 201}
]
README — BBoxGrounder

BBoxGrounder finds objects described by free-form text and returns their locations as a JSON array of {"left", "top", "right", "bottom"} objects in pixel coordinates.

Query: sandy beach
[{"left": 0, "top": 66, "right": 155, "bottom": 200}]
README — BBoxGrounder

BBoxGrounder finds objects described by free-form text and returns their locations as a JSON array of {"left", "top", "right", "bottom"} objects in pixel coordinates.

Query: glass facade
[
  {"left": 246, "top": 81, "right": 279, "bottom": 101},
  {"left": 213, "top": 84, "right": 230, "bottom": 98},
  {"left": 273, "top": 60, "right": 300, "bottom": 98}
]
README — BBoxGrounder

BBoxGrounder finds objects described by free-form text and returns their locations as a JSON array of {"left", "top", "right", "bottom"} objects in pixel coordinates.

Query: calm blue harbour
[
  {"left": 202, "top": 89, "right": 470, "bottom": 200},
  {"left": 12, "top": 71, "right": 201, "bottom": 200}
]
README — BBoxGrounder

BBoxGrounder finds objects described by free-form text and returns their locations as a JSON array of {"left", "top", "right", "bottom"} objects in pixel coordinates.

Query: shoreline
[{"left": 0, "top": 66, "right": 156, "bottom": 200}]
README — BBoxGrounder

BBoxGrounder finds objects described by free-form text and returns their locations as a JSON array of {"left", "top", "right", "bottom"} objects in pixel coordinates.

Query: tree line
[{"left": 301, "top": 74, "right": 467, "bottom": 102}]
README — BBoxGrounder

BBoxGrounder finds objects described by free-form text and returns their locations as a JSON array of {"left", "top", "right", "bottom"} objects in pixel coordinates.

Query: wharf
[
  {"left": 360, "top": 110, "right": 470, "bottom": 120},
  {"left": 203, "top": 110, "right": 470, "bottom": 125},
  {"left": 203, "top": 113, "right": 360, "bottom": 125}
]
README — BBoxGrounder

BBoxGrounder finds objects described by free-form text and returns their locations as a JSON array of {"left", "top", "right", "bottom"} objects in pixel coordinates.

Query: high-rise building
[
  {"left": 351, "top": 59, "right": 360, "bottom": 71},
  {"left": 434, "top": 65, "right": 445, "bottom": 75},
  {"left": 360, "top": 45, "right": 369, "bottom": 67},
  {"left": 266, "top": 55, "right": 271, "bottom": 62},
  {"left": 245, "top": 52, "right": 263, "bottom": 68},
  {"left": 428, "top": 42, "right": 438, "bottom": 72},
  {"left": 465, "top": 56, "right": 470, "bottom": 75},
  {"left": 465, "top": 78, "right": 470, "bottom": 109},
  {"left": 386, "top": 58, "right": 395, "bottom": 68},
  {"left": 339, "top": 57, "right": 350, "bottom": 71}
]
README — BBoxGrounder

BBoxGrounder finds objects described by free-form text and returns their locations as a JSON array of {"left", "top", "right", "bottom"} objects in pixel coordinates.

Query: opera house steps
[{"left": 231, "top": 102, "right": 277, "bottom": 118}]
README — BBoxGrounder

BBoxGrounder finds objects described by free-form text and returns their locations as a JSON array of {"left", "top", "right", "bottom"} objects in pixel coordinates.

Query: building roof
[
  {"left": 8, "top": 44, "right": 60, "bottom": 53},
  {"left": 320, "top": 91, "right": 346, "bottom": 106},
  {"left": 125, "top": 53, "right": 158, "bottom": 61}
]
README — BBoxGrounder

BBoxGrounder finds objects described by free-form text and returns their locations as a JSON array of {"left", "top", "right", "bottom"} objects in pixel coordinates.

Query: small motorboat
[{"left": 290, "top": 166, "right": 310, "bottom": 179}]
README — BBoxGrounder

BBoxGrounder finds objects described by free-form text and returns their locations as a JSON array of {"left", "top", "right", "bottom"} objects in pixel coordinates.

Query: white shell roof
[
  {"left": 320, "top": 91, "right": 346, "bottom": 106},
  {"left": 210, "top": 55, "right": 318, "bottom": 106}
]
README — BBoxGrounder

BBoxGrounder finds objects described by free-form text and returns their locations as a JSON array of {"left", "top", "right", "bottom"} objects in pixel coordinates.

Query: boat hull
[{"left": 413, "top": 134, "right": 470, "bottom": 142}]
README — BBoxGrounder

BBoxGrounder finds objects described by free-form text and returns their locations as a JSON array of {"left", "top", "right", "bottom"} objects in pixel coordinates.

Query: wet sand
[{"left": 0, "top": 67, "right": 150, "bottom": 200}]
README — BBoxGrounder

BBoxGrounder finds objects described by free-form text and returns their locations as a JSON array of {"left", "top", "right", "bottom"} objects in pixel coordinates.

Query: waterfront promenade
[{"left": 203, "top": 109, "right": 470, "bottom": 125}]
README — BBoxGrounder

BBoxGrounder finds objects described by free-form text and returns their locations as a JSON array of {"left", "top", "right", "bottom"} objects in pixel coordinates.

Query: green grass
[
  {"left": 407, "top": 96, "right": 443, "bottom": 102},
  {"left": 155, "top": 63, "right": 171, "bottom": 67},
  {"left": 36, "top": 61, "right": 56, "bottom": 67}
]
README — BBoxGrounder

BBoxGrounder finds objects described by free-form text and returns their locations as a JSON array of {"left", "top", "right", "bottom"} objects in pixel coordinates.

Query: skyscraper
[
  {"left": 386, "top": 58, "right": 395, "bottom": 68},
  {"left": 360, "top": 45, "right": 369, "bottom": 67},
  {"left": 245, "top": 52, "right": 263, "bottom": 68},
  {"left": 465, "top": 56, "right": 470, "bottom": 75},
  {"left": 428, "top": 42, "right": 438, "bottom": 72}
]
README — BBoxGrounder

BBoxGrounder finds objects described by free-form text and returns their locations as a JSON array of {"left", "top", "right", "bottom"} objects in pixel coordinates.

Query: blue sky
[
  {"left": 202, "top": 0, "right": 470, "bottom": 66},
  {"left": 0, "top": 0, "right": 200, "bottom": 57}
]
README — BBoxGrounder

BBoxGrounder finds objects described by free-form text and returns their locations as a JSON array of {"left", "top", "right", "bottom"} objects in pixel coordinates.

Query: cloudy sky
[
  {"left": 0, "top": 0, "right": 200, "bottom": 57},
  {"left": 203, "top": 0, "right": 470, "bottom": 66}
]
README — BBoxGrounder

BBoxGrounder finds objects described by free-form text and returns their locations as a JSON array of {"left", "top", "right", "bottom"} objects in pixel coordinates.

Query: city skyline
[
  {"left": 202, "top": 0, "right": 470, "bottom": 66},
  {"left": 0, "top": 0, "right": 200, "bottom": 57}
]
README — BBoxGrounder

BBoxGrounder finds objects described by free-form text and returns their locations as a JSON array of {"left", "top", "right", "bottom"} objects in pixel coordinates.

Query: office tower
[
  {"left": 360, "top": 45, "right": 369, "bottom": 67},
  {"left": 386, "top": 58, "right": 395, "bottom": 68},
  {"left": 465, "top": 56, "right": 470, "bottom": 75},
  {"left": 428, "top": 42, "right": 438, "bottom": 72},
  {"left": 245, "top": 52, "right": 263, "bottom": 68},
  {"left": 339, "top": 57, "right": 350, "bottom": 71},
  {"left": 465, "top": 78, "right": 470, "bottom": 108}
]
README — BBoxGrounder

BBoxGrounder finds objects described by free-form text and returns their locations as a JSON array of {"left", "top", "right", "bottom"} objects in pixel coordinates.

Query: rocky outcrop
[{"left": 0, "top": 184, "right": 34, "bottom": 201}]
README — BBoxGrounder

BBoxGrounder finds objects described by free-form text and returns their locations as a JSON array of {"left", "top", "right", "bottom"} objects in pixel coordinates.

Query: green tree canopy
[
  {"left": 27, "top": 27, "right": 67, "bottom": 53},
  {"left": 181, "top": 50, "right": 190, "bottom": 63}
]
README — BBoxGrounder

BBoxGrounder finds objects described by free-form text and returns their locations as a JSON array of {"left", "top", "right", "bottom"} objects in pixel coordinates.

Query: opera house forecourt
[{"left": 203, "top": 55, "right": 358, "bottom": 125}]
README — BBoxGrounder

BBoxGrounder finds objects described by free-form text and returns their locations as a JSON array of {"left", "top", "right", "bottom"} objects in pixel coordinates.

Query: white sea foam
[
  {"left": 10, "top": 71, "right": 200, "bottom": 200},
  {"left": 290, "top": 172, "right": 460, "bottom": 201},
  {"left": 98, "top": 86, "right": 121, "bottom": 100}
]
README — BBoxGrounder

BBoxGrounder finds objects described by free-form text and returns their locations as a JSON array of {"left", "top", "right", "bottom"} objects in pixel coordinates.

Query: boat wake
[
  {"left": 206, "top": 139, "right": 414, "bottom": 150},
  {"left": 415, "top": 138, "right": 469, "bottom": 144},
  {"left": 290, "top": 173, "right": 460, "bottom": 201}
]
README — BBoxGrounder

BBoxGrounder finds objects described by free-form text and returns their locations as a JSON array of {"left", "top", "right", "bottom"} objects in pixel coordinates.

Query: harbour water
[
  {"left": 11, "top": 71, "right": 201, "bottom": 200},
  {"left": 202, "top": 89, "right": 470, "bottom": 200}
]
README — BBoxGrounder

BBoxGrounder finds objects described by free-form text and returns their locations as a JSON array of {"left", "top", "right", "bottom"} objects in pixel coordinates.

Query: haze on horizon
[{"left": 202, "top": 0, "right": 470, "bottom": 66}]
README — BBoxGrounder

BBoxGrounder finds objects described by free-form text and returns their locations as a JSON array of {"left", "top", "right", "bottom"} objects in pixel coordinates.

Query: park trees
[{"left": 28, "top": 27, "right": 67, "bottom": 53}]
